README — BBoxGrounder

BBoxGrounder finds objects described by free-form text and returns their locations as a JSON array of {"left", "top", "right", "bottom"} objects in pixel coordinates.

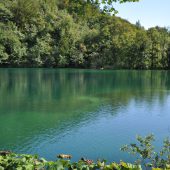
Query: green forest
[{"left": 0, "top": 0, "right": 170, "bottom": 69}]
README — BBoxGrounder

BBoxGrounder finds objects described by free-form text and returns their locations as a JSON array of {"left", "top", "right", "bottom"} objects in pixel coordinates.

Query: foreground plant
[
  {"left": 0, "top": 135, "right": 169, "bottom": 170},
  {"left": 0, "top": 152, "right": 142, "bottom": 170},
  {"left": 121, "top": 134, "right": 170, "bottom": 169}
]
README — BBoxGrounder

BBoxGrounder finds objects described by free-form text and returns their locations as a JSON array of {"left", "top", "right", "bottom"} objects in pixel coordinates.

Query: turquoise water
[{"left": 0, "top": 69, "right": 170, "bottom": 163}]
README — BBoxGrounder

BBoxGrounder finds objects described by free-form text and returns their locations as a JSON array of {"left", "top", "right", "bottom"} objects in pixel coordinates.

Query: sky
[{"left": 114, "top": 0, "right": 170, "bottom": 29}]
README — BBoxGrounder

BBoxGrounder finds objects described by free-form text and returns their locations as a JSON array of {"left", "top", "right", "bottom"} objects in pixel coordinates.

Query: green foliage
[
  {"left": 121, "top": 135, "right": 170, "bottom": 169},
  {"left": 0, "top": 136, "right": 169, "bottom": 169},
  {"left": 0, "top": 152, "right": 142, "bottom": 170},
  {"left": 58, "top": 0, "right": 140, "bottom": 13},
  {"left": 0, "top": 2, "right": 13, "bottom": 23},
  {"left": 0, "top": 22, "right": 26, "bottom": 65},
  {"left": 147, "top": 27, "right": 170, "bottom": 69},
  {"left": 10, "top": 0, "right": 40, "bottom": 27},
  {"left": 0, "top": 0, "right": 170, "bottom": 69}
]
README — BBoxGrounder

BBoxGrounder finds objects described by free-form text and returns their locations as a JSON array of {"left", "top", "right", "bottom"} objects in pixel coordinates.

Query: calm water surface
[{"left": 0, "top": 69, "right": 170, "bottom": 163}]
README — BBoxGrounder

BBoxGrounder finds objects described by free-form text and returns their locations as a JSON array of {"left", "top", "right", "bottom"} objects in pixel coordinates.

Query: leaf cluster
[
  {"left": 121, "top": 135, "right": 170, "bottom": 169},
  {"left": 0, "top": 153, "right": 142, "bottom": 170}
]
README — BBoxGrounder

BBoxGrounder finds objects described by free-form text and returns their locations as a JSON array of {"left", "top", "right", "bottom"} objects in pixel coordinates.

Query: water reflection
[{"left": 0, "top": 69, "right": 170, "bottom": 162}]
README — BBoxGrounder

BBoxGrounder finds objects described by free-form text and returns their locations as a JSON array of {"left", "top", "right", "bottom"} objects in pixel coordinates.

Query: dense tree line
[{"left": 0, "top": 0, "right": 170, "bottom": 69}]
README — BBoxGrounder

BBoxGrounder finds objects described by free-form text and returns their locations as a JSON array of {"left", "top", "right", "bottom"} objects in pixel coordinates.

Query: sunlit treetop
[{"left": 55, "top": 0, "right": 140, "bottom": 15}]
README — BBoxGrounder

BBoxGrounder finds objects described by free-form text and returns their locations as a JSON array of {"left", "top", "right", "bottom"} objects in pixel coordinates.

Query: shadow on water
[{"left": 0, "top": 69, "right": 170, "bottom": 162}]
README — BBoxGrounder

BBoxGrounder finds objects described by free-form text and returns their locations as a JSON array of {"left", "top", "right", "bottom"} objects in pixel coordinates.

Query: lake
[{"left": 0, "top": 68, "right": 170, "bottom": 163}]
